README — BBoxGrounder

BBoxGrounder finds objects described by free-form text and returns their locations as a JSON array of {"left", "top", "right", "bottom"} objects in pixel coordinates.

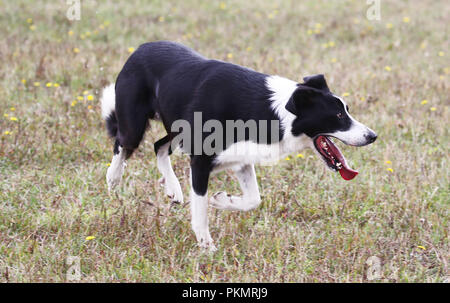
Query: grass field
[{"left": 0, "top": 0, "right": 448, "bottom": 282}]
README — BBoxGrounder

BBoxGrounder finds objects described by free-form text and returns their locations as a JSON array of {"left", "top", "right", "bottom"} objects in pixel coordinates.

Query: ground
[{"left": 0, "top": 0, "right": 448, "bottom": 282}]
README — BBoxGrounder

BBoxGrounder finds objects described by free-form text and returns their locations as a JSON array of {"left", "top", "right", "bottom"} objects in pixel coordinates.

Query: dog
[{"left": 101, "top": 41, "right": 377, "bottom": 251}]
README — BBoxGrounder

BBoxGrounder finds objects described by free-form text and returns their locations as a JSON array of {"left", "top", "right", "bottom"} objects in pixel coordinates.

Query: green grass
[{"left": 0, "top": 0, "right": 448, "bottom": 282}]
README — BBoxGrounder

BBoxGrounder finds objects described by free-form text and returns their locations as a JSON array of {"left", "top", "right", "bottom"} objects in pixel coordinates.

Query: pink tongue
[
  {"left": 319, "top": 136, "right": 359, "bottom": 181},
  {"left": 339, "top": 166, "right": 358, "bottom": 181}
]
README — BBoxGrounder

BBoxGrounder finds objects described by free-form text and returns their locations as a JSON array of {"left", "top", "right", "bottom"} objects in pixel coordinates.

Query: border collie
[{"left": 101, "top": 41, "right": 377, "bottom": 251}]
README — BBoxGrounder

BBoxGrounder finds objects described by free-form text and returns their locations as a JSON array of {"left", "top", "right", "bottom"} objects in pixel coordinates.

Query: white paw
[
  {"left": 209, "top": 191, "right": 232, "bottom": 210},
  {"left": 200, "top": 242, "right": 217, "bottom": 253},
  {"left": 106, "top": 164, "right": 124, "bottom": 191},
  {"left": 161, "top": 177, "right": 184, "bottom": 203},
  {"left": 197, "top": 235, "right": 217, "bottom": 253},
  {"left": 192, "top": 226, "right": 217, "bottom": 252}
]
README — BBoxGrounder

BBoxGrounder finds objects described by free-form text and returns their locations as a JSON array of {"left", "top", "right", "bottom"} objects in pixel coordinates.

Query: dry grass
[{"left": 0, "top": 0, "right": 448, "bottom": 282}]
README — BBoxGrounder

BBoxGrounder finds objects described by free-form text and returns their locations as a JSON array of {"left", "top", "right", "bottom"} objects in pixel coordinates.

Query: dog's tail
[{"left": 101, "top": 83, "right": 118, "bottom": 138}]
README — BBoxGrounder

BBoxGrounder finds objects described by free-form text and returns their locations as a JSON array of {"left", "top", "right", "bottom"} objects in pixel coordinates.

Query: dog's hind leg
[
  {"left": 154, "top": 136, "right": 184, "bottom": 203},
  {"left": 210, "top": 164, "right": 261, "bottom": 211},
  {"left": 103, "top": 76, "right": 154, "bottom": 191},
  {"left": 106, "top": 140, "right": 126, "bottom": 191}
]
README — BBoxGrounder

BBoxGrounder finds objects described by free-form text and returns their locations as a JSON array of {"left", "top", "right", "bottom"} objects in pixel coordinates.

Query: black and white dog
[{"left": 101, "top": 41, "right": 377, "bottom": 251}]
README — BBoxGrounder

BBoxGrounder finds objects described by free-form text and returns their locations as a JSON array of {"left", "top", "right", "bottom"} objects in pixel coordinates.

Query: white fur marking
[
  {"left": 266, "top": 75, "right": 298, "bottom": 132},
  {"left": 189, "top": 171, "right": 216, "bottom": 251},
  {"left": 329, "top": 95, "right": 376, "bottom": 146},
  {"left": 210, "top": 165, "right": 261, "bottom": 211},
  {"left": 101, "top": 84, "right": 116, "bottom": 119},
  {"left": 106, "top": 146, "right": 126, "bottom": 191},
  {"left": 156, "top": 143, "right": 184, "bottom": 203}
]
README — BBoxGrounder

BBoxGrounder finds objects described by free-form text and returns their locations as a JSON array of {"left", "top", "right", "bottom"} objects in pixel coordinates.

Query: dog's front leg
[
  {"left": 210, "top": 164, "right": 262, "bottom": 211},
  {"left": 189, "top": 157, "right": 216, "bottom": 252}
]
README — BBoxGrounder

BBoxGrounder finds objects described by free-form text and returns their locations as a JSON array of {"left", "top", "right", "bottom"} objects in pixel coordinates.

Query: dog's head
[{"left": 286, "top": 74, "right": 377, "bottom": 180}]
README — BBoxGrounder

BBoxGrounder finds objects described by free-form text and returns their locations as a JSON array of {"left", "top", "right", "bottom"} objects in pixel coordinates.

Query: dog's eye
[{"left": 337, "top": 112, "right": 343, "bottom": 119}]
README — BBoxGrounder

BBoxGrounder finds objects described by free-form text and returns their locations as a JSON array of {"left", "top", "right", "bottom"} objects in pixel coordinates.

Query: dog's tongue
[
  {"left": 322, "top": 136, "right": 359, "bottom": 181},
  {"left": 339, "top": 165, "right": 358, "bottom": 181}
]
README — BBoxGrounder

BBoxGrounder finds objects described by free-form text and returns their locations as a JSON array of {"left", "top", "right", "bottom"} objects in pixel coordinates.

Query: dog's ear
[
  {"left": 302, "top": 74, "right": 330, "bottom": 92},
  {"left": 285, "top": 86, "right": 317, "bottom": 115}
]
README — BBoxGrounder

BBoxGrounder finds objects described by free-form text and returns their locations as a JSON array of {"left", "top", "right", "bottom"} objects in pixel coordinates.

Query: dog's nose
[{"left": 365, "top": 132, "right": 377, "bottom": 144}]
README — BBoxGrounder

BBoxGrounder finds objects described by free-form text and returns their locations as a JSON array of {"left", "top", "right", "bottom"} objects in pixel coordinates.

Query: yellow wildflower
[
  {"left": 71, "top": 101, "right": 77, "bottom": 107},
  {"left": 77, "top": 96, "right": 84, "bottom": 101},
  {"left": 297, "top": 153, "right": 305, "bottom": 159},
  {"left": 87, "top": 95, "right": 94, "bottom": 101},
  {"left": 421, "top": 99, "right": 428, "bottom": 105},
  {"left": 68, "top": 30, "right": 74, "bottom": 36},
  {"left": 10, "top": 107, "right": 15, "bottom": 111},
  {"left": 26, "top": 18, "right": 33, "bottom": 24},
  {"left": 85, "top": 236, "right": 96, "bottom": 241},
  {"left": 402, "top": 17, "right": 410, "bottom": 23},
  {"left": 285, "top": 156, "right": 291, "bottom": 161},
  {"left": 384, "top": 66, "right": 392, "bottom": 71},
  {"left": 21, "top": 79, "right": 27, "bottom": 84},
  {"left": 158, "top": 16, "right": 165, "bottom": 22},
  {"left": 33, "top": 82, "right": 40, "bottom": 87},
  {"left": 385, "top": 160, "right": 392, "bottom": 165},
  {"left": 46, "top": 82, "right": 53, "bottom": 87},
  {"left": 227, "top": 53, "right": 233, "bottom": 59},
  {"left": 246, "top": 46, "right": 252, "bottom": 52},
  {"left": 342, "top": 92, "right": 350, "bottom": 97},
  {"left": 3, "top": 131, "right": 11, "bottom": 135},
  {"left": 307, "top": 29, "right": 313, "bottom": 35},
  {"left": 73, "top": 47, "right": 80, "bottom": 53},
  {"left": 29, "top": 25, "right": 36, "bottom": 31},
  {"left": 430, "top": 107, "right": 436, "bottom": 111},
  {"left": 438, "top": 51, "right": 444, "bottom": 57},
  {"left": 83, "top": 90, "right": 89, "bottom": 95},
  {"left": 219, "top": 2, "right": 226, "bottom": 10},
  {"left": 386, "top": 168, "right": 394, "bottom": 173},
  {"left": 330, "top": 58, "right": 337, "bottom": 63},
  {"left": 10, "top": 117, "right": 18, "bottom": 121},
  {"left": 128, "top": 47, "right": 135, "bottom": 53},
  {"left": 3, "top": 113, "right": 9, "bottom": 118},
  {"left": 417, "top": 245, "right": 426, "bottom": 250},
  {"left": 386, "top": 23, "right": 393, "bottom": 29},
  {"left": 87, "top": 105, "right": 93, "bottom": 109},
  {"left": 53, "top": 83, "right": 60, "bottom": 87}
]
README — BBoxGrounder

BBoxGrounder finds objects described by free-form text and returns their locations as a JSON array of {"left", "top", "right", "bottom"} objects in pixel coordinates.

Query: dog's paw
[
  {"left": 198, "top": 241, "right": 217, "bottom": 253},
  {"left": 106, "top": 165, "right": 124, "bottom": 192},
  {"left": 162, "top": 177, "right": 184, "bottom": 203},
  {"left": 197, "top": 236, "right": 217, "bottom": 253},
  {"left": 209, "top": 191, "right": 232, "bottom": 210}
]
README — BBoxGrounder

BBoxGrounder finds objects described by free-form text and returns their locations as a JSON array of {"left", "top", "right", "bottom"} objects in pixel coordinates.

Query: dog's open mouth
[{"left": 313, "top": 135, "right": 358, "bottom": 181}]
